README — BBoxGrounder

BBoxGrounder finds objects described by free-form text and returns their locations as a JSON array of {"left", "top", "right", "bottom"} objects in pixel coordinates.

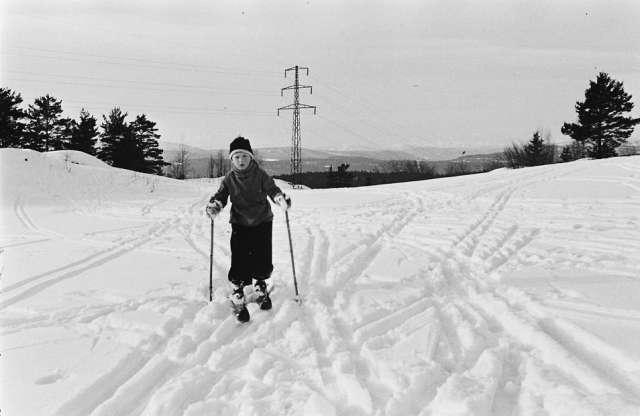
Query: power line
[
  {"left": 4, "top": 76, "right": 275, "bottom": 97},
  {"left": 7, "top": 46, "right": 278, "bottom": 76},
  {"left": 314, "top": 77, "right": 411, "bottom": 136},
  {"left": 4, "top": 70, "right": 275, "bottom": 94},
  {"left": 315, "top": 114, "right": 385, "bottom": 149},
  {"left": 5, "top": 46, "right": 429, "bottom": 149},
  {"left": 9, "top": 14, "right": 285, "bottom": 65},
  {"left": 59, "top": 100, "right": 274, "bottom": 117},
  {"left": 312, "top": 94, "right": 403, "bottom": 145},
  {"left": 2, "top": 49, "right": 281, "bottom": 79}
]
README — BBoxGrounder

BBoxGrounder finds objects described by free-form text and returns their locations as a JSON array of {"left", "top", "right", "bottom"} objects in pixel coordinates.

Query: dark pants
[{"left": 228, "top": 221, "right": 273, "bottom": 286}]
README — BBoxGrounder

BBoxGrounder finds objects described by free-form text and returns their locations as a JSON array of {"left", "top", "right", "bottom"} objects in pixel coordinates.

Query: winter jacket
[{"left": 211, "top": 160, "right": 282, "bottom": 227}]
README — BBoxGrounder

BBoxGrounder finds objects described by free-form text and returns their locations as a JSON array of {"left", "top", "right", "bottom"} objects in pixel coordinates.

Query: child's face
[{"left": 231, "top": 153, "right": 252, "bottom": 170}]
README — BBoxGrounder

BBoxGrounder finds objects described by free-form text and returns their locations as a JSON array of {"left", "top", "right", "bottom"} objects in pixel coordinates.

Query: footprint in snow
[{"left": 35, "top": 369, "right": 66, "bottom": 385}]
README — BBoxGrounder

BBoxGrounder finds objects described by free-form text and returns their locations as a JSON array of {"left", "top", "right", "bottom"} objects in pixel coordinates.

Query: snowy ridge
[{"left": 2, "top": 149, "right": 640, "bottom": 415}]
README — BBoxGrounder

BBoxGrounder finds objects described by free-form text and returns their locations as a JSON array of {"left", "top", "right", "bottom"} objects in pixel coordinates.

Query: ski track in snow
[{"left": 2, "top": 151, "right": 640, "bottom": 415}]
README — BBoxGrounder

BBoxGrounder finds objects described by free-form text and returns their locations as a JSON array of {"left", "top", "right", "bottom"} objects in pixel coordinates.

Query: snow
[
  {"left": 43, "top": 150, "right": 110, "bottom": 168},
  {"left": 1, "top": 148, "right": 640, "bottom": 415}
]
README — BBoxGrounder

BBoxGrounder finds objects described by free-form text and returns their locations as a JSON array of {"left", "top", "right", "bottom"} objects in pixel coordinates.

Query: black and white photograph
[{"left": 1, "top": 1, "right": 640, "bottom": 415}]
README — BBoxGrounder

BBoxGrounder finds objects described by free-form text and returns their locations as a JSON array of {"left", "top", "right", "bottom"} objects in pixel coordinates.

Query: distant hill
[
  {"left": 160, "top": 141, "right": 508, "bottom": 177},
  {"left": 161, "top": 142, "right": 507, "bottom": 176},
  {"left": 161, "top": 141, "right": 504, "bottom": 163},
  {"left": 332, "top": 145, "right": 504, "bottom": 161}
]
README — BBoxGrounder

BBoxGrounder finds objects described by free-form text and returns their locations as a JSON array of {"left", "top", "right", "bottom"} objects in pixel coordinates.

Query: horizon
[{"left": 161, "top": 140, "right": 509, "bottom": 153}]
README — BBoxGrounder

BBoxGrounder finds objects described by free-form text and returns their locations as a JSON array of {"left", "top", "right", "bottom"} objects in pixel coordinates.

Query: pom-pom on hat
[{"left": 229, "top": 136, "right": 253, "bottom": 159}]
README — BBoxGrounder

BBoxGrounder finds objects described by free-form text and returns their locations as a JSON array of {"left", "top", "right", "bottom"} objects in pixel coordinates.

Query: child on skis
[{"left": 206, "top": 136, "right": 291, "bottom": 322}]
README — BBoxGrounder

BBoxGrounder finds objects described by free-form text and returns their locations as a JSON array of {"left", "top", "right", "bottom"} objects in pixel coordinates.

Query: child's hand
[
  {"left": 274, "top": 193, "right": 292, "bottom": 211},
  {"left": 206, "top": 200, "right": 223, "bottom": 218}
]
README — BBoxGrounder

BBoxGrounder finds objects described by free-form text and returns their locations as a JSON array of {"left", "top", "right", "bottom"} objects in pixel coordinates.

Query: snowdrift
[
  {"left": 43, "top": 150, "right": 110, "bottom": 168},
  {"left": 1, "top": 148, "right": 199, "bottom": 207},
  {"left": 1, "top": 148, "right": 640, "bottom": 415}
]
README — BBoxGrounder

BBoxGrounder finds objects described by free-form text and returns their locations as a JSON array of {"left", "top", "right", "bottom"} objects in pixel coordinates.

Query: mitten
[
  {"left": 274, "top": 193, "right": 292, "bottom": 211},
  {"left": 205, "top": 200, "right": 223, "bottom": 218}
]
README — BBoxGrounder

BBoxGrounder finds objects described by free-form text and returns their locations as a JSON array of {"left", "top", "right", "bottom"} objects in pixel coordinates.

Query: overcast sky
[{"left": 2, "top": 0, "right": 639, "bottom": 151}]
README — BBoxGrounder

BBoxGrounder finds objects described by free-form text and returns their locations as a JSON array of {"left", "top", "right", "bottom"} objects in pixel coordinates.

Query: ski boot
[
  {"left": 230, "top": 284, "right": 250, "bottom": 323},
  {"left": 254, "top": 280, "right": 272, "bottom": 311}
]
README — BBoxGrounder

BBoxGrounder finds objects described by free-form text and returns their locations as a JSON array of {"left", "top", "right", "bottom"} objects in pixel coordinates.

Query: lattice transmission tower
[{"left": 277, "top": 65, "right": 316, "bottom": 185}]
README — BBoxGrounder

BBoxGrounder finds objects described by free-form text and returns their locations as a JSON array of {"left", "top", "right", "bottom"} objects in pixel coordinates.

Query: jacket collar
[{"left": 232, "top": 159, "right": 258, "bottom": 179}]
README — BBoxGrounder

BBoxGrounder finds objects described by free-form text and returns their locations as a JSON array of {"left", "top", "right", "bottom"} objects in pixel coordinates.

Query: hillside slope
[{"left": 2, "top": 149, "right": 640, "bottom": 415}]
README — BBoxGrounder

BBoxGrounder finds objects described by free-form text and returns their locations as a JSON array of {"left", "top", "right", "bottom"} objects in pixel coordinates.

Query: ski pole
[
  {"left": 284, "top": 210, "right": 300, "bottom": 302},
  {"left": 209, "top": 218, "right": 214, "bottom": 302}
]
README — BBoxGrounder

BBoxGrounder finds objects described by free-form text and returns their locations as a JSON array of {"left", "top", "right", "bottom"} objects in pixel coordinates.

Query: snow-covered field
[{"left": 1, "top": 148, "right": 640, "bottom": 416}]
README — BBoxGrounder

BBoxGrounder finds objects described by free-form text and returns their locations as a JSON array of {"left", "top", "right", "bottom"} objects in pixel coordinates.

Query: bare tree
[
  {"left": 383, "top": 160, "right": 405, "bottom": 173},
  {"left": 216, "top": 150, "right": 229, "bottom": 176},
  {"left": 417, "top": 161, "right": 436, "bottom": 177},
  {"left": 170, "top": 145, "right": 191, "bottom": 179},
  {"left": 253, "top": 149, "right": 263, "bottom": 166},
  {"left": 445, "top": 152, "right": 467, "bottom": 176},
  {"left": 207, "top": 153, "right": 216, "bottom": 178}
]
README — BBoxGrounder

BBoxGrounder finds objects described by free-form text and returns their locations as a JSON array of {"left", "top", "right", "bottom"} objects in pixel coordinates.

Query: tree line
[
  {"left": 504, "top": 72, "right": 639, "bottom": 169},
  {"left": 0, "top": 87, "right": 167, "bottom": 175},
  {"left": 275, "top": 159, "right": 494, "bottom": 188}
]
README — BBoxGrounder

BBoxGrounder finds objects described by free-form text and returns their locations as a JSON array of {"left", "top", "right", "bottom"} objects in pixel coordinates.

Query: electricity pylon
[{"left": 278, "top": 65, "right": 316, "bottom": 186}]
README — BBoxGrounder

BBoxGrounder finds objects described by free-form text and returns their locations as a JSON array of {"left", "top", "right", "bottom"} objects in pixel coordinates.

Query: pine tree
[
  {"left": 0, "top": 87, "right": 26, "bottom": 148},
  {"left": 68, "top": 109, "right": 98, "bottom": 155},
  {"left": 98, "top": 108, "right": 129, "bottom": 165},
  {"left": 524, "top": 131, "right": 545, "bottom": 165},
  {"left": 60, "top": 117, "right": 78, "bottom": 150},
  {"left": 25, "top": 94, "right": 67, "bottom": 151},
  {"left": 502, "top": 131, "right": 555, "bottom": 168},
  {"left": 112, "top": 127, "right": 145, "bottom": 171},
  {"left": 560, "top": 145, "right": 572, "bottom": 162},
  {"left": 561, "top": 72, "right": 640, "bottom": 159},
  {"left": 131, "top": 114, "right": 165, "bottom": 174},
  {"left": 560, "top": 141, "right": 586, "bottom": 162}
]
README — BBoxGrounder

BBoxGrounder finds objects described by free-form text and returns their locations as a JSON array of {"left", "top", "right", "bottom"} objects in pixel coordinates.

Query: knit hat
[{"left": 229, "top": 136, "right": 253, "bottom": 159}]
